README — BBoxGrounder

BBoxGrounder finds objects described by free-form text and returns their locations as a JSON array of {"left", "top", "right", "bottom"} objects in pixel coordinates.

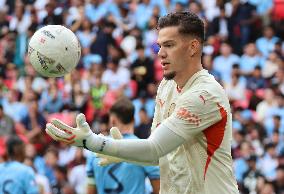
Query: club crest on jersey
[{"left": 176, "top": 108, "right": 201, "bottom": 126}]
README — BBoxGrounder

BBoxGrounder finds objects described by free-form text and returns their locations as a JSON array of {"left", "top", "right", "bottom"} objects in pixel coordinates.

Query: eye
[{"left": 164, "top": 44, "right": 172, "bottom": 48}]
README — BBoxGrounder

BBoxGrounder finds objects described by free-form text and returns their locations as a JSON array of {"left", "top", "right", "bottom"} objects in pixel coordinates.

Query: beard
[{"left": 164, "top": 71, "right": 176, "bottom": 80}]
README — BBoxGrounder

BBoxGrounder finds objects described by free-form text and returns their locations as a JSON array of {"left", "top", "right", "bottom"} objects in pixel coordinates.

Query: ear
[
  {"left": 109, "top": 114, "right": 118, "bottom": 126},
  {"left": 189, "top": 39, "right": 200, "bottom": 57}
]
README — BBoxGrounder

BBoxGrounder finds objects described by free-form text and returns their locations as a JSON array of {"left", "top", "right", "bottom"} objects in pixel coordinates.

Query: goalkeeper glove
[{"left": 45, "top": 113, "right": 93, "bottom": 148}]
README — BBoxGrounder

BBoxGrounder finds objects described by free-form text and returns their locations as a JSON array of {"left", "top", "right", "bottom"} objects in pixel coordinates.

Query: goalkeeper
[{"left": 46, "top": 11, "right": 239, "bottom": 194}]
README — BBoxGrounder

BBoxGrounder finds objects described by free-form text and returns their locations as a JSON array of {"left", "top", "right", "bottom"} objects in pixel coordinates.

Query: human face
[{"left": 157, "top": 26, "right": 191, "bottom": 80}]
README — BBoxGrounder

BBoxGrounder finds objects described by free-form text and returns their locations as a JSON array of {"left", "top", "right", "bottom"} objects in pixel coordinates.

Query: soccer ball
[{"left": 28, "top": 25, "right": 81, "bottom": 77}]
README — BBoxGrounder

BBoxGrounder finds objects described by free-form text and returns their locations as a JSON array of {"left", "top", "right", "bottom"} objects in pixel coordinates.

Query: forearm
[{"left": 85, "top": 123, "right": 185, "bottom": 164}]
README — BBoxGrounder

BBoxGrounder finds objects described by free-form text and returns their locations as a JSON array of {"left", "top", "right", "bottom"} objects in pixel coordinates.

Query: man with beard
[{"left": 46, "top": 11, "right": 239, "bottom": 194}]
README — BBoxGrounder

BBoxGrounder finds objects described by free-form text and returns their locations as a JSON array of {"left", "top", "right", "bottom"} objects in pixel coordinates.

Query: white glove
[
  {"left": 46, "top": 113, "right": 93, "bottom": 148},
  {"left": 97, "top": 127, "right": 124, "bottom": 166}
]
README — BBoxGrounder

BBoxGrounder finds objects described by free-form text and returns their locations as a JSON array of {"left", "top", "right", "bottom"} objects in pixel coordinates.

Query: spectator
[
  {"left": 259, "top": 143, "right": 278, "bottom": 181},
  {"left": 102, "top": 57, "right": 130, "bottom": 92},
  {"left": 68, "top": 148, "right": 87, "bottom": 194},
  {"left": 259, "top": 181, "right": 276, "bottom": 194},
  {"left": 9, "top": 3, "right": 31, "bottom": 34},
  {"left": 132, "top": 90, "right": 155, "bottom": 127},
  {"left": 52, "top": 165, "right": 71, "bottom": 194},
  {"left": 256, "top": 25, "right": 280, "bottom": 58},
  {"left": 2, "top": 89, "right": 28, "bottom": 122},
  {"left": 246, "top": 65, "right": 266, "bottom": 91},
  {"left": 239, "top": 43, "right": 262, "bottom": 75},
  {"left": 208, "top": 6, "right": 230, "bottom": 41},
  {"left": 274, "top": 165, "right": 284, "bottom": 193},
  {"left": 229, "top": 0, "right": 258, "bottom": 52},
  {"left": 39, "top": 78, "right": 64, "bottom": 113},
  {"left": 131, "top": 44, "right": 155, "bottom": 94},
  {"left": 76, "top": 18, "right": 96, "bottom": 49},
  {"left": 213, "top": 42, "right": 240, "bottom": 84},
  {"left": 134, "top": 108, "right": 152, "bottom": 139},
  {"left": 256, "top": 88, "right": 278, "bottom": 122},
  {"left": 234, "top": 141, "right": 254, "bottom": 183},
  {"left": 17, "top": 98, "right": 47, "bottom": 153},
  {"left": 202, "top": 54, "right": 222, "bottom": 83},
  {"left": 225, "top": 74, "right": 246, "bottom": 102},
  {"left": 25, "top": 142, "right": 52, "bottom": 194},
  {"left": 262, "top": 51, "right": 282, "bottom": 79},
  {"left": 42, "top": 2, "right": 63, "bottom": 25},
  {"left": 242, "top": 155, "right": 263, "bottom": 194}
]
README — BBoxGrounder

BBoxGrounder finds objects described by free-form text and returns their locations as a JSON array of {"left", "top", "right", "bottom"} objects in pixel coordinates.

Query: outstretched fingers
[
  {"left": 110, "top": 127, "right": 123, "bottom": 139},
  {"left": 51, "top": 119, "right": 74, "bottom": 135},
  {"left": 46, "top": 123, "right": 75, "bottom": 143},
  {"left": 75, "top": 113, "right": 90, "bottom": 131}
]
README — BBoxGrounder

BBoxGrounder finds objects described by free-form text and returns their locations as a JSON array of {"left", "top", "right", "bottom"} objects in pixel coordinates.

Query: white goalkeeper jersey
[{"left": 152, "top": 69, "right": 239, "bottom": 194}]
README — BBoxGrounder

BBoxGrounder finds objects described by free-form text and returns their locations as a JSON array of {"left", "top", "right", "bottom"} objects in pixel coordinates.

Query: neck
[
  {"left": 116, "top": 123, "right": 134, "bottom": 134},
  {"left": 174, "top": 59, "right": 203, "bottom": 88},
  {"left": 10, "top": 157, "right": 23, "bottom": 163}
]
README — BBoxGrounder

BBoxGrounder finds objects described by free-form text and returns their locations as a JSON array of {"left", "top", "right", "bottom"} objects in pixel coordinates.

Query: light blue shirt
[
  {"left": 233, "top": 158, "right": 248, "bottom": 182},
  {"left": 256, "top": 36, "right": 280, "bottom": 57},
  {"left": 76, "top": 30, "right": 96, "bottom": 48},
  {"left": 213, "top": 54, "right": 240, "bottom": 83},
  {"left": 249, "top": 0, "right": 273, "bottom": 14},
  {"left": 84, "top": 2, "right": 109, "bottom": 23},
  {"left": 135, "top": 3, "right": 154, "bottom": 29},
  {"left": 86, "top": 134, "right": 160, "bottom": 194},
  {"left": 84, "top": 1, "right": 120, "bottom": 24},
  {"left": 132, "top": 98, "right": 155, "bottom": 126},
  {"left": 0, "top": 161, "right": 39, "bottom": 194},
  {"left": 264, "top": 107, "right": 284, "bottom": 136},
  {"left": 2, "top": 98, "right": 28, "bottom": 122},
  {"left": 239, "top": 55, "right": 262, "bottom": 73}
]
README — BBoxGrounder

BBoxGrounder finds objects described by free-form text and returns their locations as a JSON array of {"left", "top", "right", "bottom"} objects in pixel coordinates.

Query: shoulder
[
  {"left": 11, "top": 162, "right": 35, "bottom": 177},
  {"left": 157, "top": 79, "right": 175, "bottom": 96},
  {"left": 231, "top": 54, "right": 240, "bottom": 60},
  {"left": 20, "top": 163, "right": 35, "bottom": 175},
  {"left": 179, "top": 77, "right": 229, "bottom": 109},
  {"left": 0, "top": 163, "right": 5, "bottom": 169}
]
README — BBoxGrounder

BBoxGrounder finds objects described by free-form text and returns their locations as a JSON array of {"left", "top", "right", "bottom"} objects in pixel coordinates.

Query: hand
[
  {"left": 45, "top": 113, "right": 93, "bottom": 147},
  {"left": 97, "top": 127, "right": 123, "bottom": 166}
]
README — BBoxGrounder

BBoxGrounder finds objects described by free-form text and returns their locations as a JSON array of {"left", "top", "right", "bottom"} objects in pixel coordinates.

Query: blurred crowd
[{"left": 0, "top": 0, "right": 284, "bottom": 193}]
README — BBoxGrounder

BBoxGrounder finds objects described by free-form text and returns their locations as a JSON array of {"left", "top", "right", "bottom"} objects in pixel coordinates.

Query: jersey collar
[{"left": 176, "top": 69, "right": 208, "bottom": 94}]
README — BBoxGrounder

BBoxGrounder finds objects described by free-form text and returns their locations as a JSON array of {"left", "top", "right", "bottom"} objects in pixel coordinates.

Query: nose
[{"left": 158, "top": 47, "right": 166, "bottom": 58}]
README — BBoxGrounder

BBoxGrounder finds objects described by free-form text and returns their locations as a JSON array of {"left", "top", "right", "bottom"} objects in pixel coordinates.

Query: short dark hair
[
  {"left": 157, "top": 11, "right": 205, "bottom": 43},
  {"left": 110, "top": 97, "right": 135, "bottom": 124},
  {"left": 6, "top": 135, "right": 23, "bottom": 156}
]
